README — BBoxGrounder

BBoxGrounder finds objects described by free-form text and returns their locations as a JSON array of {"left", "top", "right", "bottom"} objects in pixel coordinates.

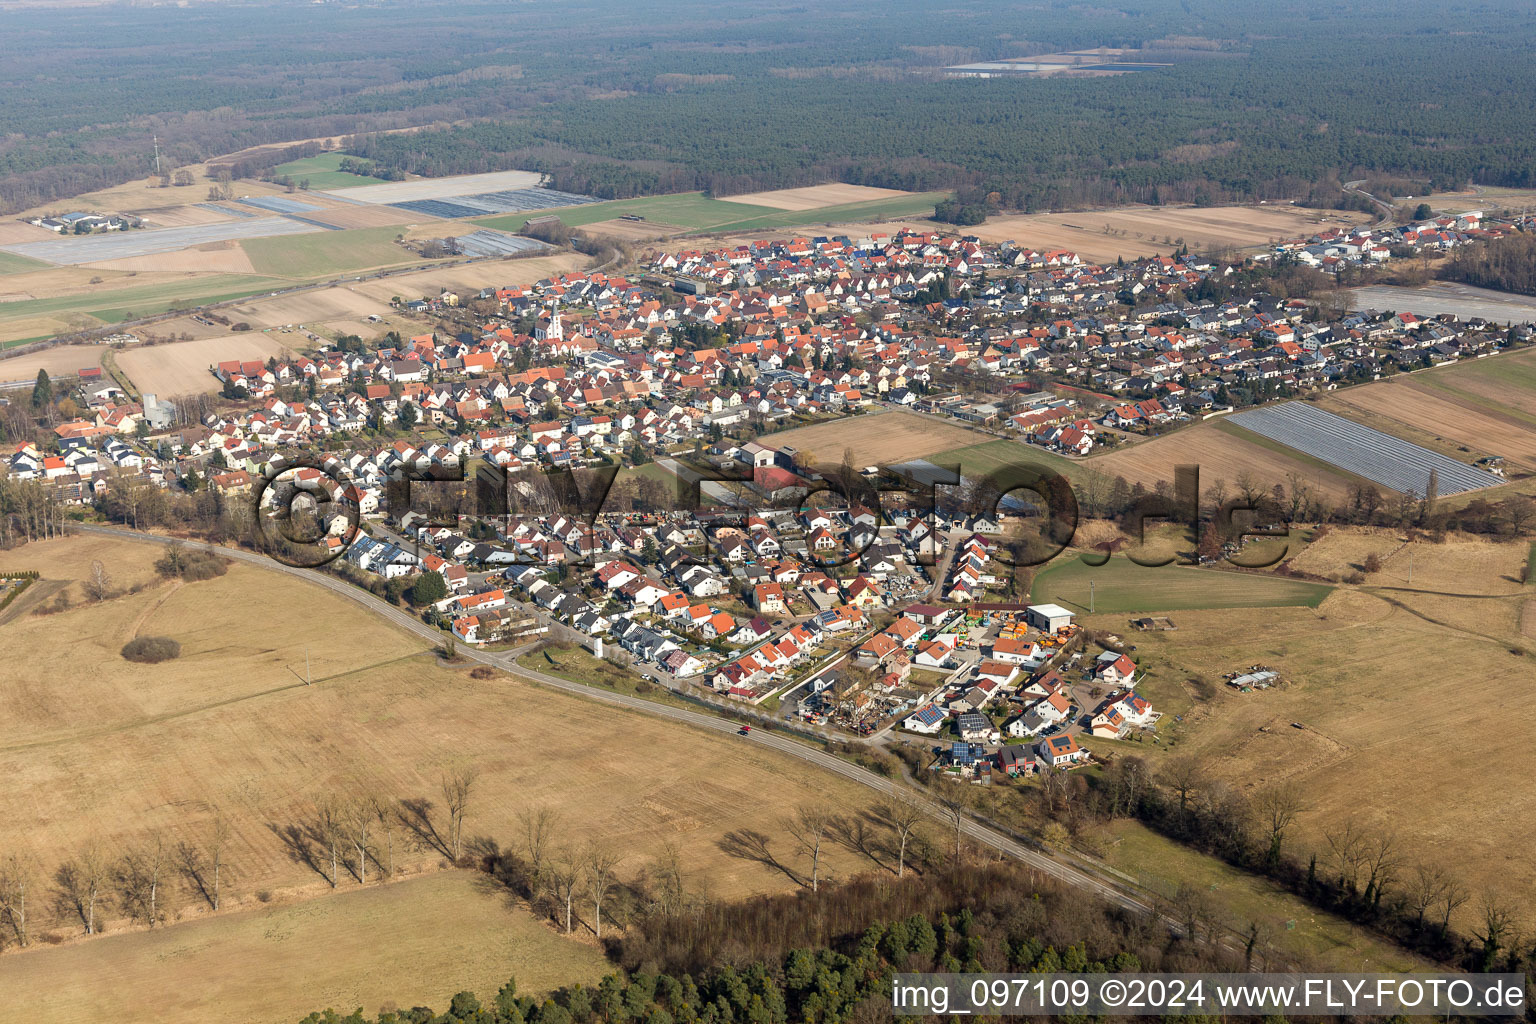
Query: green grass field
[
  {"left": 473, "top": 190, "right": 948, "bottom": 236},
  {"left": 700, "top": 192, "right": 950, "bottom": 234},
  {"left": 617, "top": 461, "right": 680, "bottom": 491},
  {"left": 1093, "top": 820, "right": 1425, "bottom": 970},
  {"left": 242, "top": 226, "right": 415, "bottom": 278},
  {"left": 1416, "top": 348, "right": 1536, "bottom": 428},
  {"left": 926, "top": 437, "right": 1080, "bottom": 483},
  {"left": 1030, "top": 554, "right": 1333, "bottom": 613},
  {"left": 80, "top": 276, "right": 293, "bottom": 324},
  {"left": 269, "top": 152, "right": 388, "bottom": 189},
  {"left": 0, "top": 274, "right": 288, "bottom": 334},
  {"left": 0, "top": 251, "right": 49, "bottom": 276}
]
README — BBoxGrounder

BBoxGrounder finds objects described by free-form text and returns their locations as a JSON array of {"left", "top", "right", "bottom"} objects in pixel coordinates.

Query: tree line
[
  {"left": 292, "top": 848, "right": 1360, "bottom": 1024},
  {"left": 1443, "top": 229, "right": 1536, "bottom": 297}
]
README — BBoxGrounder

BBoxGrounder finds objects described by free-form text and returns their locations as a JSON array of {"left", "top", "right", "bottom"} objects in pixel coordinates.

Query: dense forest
[
  {"left": 293, "top": 861, "right": 1272, "bottom": 1024},
  {"left": 4, "top": 0, "right": 1536, "bottom": 213}
]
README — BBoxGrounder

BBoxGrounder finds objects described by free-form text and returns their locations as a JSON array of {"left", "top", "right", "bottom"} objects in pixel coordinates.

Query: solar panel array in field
[{"left": 1230, "top": 401, "right": 1504, "bottom": 496}]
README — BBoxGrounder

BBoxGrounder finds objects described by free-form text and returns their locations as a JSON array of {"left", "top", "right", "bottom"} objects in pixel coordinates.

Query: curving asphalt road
[{"left": 74, "top": 523, "right": 1154, "bottom": 916}]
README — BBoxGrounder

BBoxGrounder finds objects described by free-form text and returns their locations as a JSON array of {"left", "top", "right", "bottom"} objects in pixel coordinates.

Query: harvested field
[
  {"left": 0, "top": 221, "right": 62, "bottom": 244},
  {"left": 323, "top": 170, "right": 543, "bottom": 205},
  {"left": 0, "top": 344, "right": 106, "bottom": 382},
  {"left": 221, "top": 288, "right": 390, "bottom": 331},
  {"left": 878, "top": 205, "right": 1368, "bottom": 263},
  {"left": 760, "top": 409, "right": 990, "bottom": 467},
  {"left": 1286, "top": 527, "right": 1529, "bottom": 594},
  {"left": 1087, "top": 418, "right": 1364, "bottom": 501},
  {"left": 0, "top": 314, "right": 103, "bottom": 347},
  {"left": 129, "top": 204, "right": 241, "bottom": 228},
  {"left": 578, "top": 218, "right": 689, "bottom": 241},
  {"left": 1322, "top": 377, "right": 1536, "bottom": 472},
  {"left": 209, "top": 255, "right": 588, "bottom": 336},
  {"left": 1413, "top": 347, "right": 1536, "bottom": 429},
  {"left": 283, "top": 204, "right": 422, "bottom": 230},
  {"left": 0, "top": 272, "right": 289, "bottom": 344},
  {"left": 1119, "top": 531, "right": 1536, "bottom": 926},
  {"left": 343, "top": 252, "right": 590, "bottom": 305},
  {"left": 0, "top": 871, "right": 607, "bottom": 1024},
  {"left": 1030, "top": 554, "right": 1332, "bottom": 613},
  {"left": 0, "top": 264, "right": 141, "bottom": 302},
  {"left": 476, "top": 191, "right": 947, "bottom": 239},
  {"left": 86, "top": 241, "right": 257, "bottom": 275},
  {"left": 0, "top": 534, "right": 884, "bottom": 951},
  {"left": 116, "top": 335, "right": 291, "bottom": 394},
  {"left": 12, "top": 171, "right": 290, "bottom": 223},
  {"left": 719, "top": 183, "right": 913, "bottom": 211}
]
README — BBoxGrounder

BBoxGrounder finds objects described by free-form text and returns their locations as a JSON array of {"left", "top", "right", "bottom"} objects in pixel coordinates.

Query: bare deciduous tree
[
  {"left": 1158, "top": 759, "right": 1204, "bottom": 817},
  {"left": 180, "top": 811, "right": 233, "bottom": 911},
  {"left": 1441, "top": 877, "right": 1470, "bottom": 933},
  {"left": 441, "top": 765, "right": 477, "bottom": 862},
  {"left": 784, "top": 804, "right": 833, "bottom": 892},
  {"left": 0, "top": 853, "right": 37, "bottom": 946},
  {"left": 1254, "top": 785, "right": 1305, "bottom": 866},
  {"left": 582, "top": 843, "right": 621, "bottom": 939},
  {"left": 1409, "top": 863, "right": 1448, "bottom": 929},
  {"left": 1361, "top": 831, "right": 1398, "bottom": 909},
  {"left": 315, "top": 800, "right": 344, "bottom": 887},
  {"left": 116, "top": 833, "right": 167, "bottom": 927},
  {"left": 1324, "top": 820, "right": 1367, "bottom": 893},
  {"left": 1478, "top": 890, "right": 1513, "bottom": 969},
  {"left": 1169, "top": 881, "right": 1218, "bottom": 946},
  {"left": 88, "top": 559, "right": 112, "bottom": 602},
  {"left": 878, "top": 792, "right": 926, "bottom": 878},
  {"left": 371, "top": 796, "right": 397, "bottom": 880},
  {"left": 347, "top": 800, "right": 374, "bottom": 885},
  {"left": 55, "top": 846, "right": 110, "bottom": 935},
  {"left": 542, "top": 850, "right": 580, "bottom": 934},
  {"left": 648, "top": 840, "right": 686, "bottom": 915},
  {"left": 517, "top": 805, "right": 560, "bottom": 879},
  {"left": 936, "top": 788, "right": 971, "bottom": 862}
]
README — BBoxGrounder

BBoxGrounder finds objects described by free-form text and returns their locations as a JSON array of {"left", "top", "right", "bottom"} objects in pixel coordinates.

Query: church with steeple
[{"left": 534, "top": 303, "right": 563, "bottom": 343}]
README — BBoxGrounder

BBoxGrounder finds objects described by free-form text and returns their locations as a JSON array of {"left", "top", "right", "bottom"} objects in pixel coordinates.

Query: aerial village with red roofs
[{"left": 6, "top": 209, "right": 1533, "bottom": 783}]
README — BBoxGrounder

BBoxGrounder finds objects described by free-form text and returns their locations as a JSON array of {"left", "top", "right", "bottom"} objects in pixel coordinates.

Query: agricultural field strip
[
  {"left": 236, "top": 196, "right": 322, "bottom": 215},
  {"left": 195, "top": 202, "right": 259, "bottom": 219},
  {"left": 0, "top": 218, "right": 323, "bottom": 266},
  {"left": 1230, "top": 402, "right": 1504, "bottom": 496},
  {"left": 278, "top": 214, "right": 347, "bottom": 233},
  {"left": 318, "top": 170, "right": 545, "bottom": 204}
]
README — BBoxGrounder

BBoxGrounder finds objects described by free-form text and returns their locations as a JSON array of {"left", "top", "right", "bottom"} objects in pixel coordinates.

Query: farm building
[{"left": 1025, "top": 603, "right": 1075, "bottom": 633}]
